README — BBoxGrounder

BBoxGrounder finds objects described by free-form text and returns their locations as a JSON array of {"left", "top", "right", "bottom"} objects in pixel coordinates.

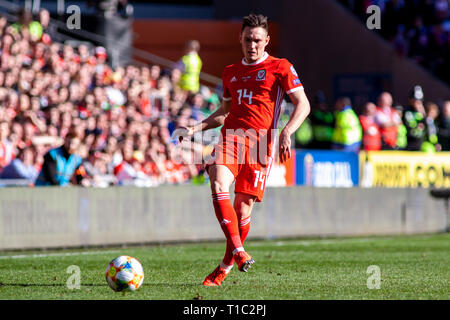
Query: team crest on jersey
[
  {"left": 290, "top": 66, "right": 298, "bottom": 77},
  {"left": 255, "top": 69, "right": 266, "bottom": 81}
]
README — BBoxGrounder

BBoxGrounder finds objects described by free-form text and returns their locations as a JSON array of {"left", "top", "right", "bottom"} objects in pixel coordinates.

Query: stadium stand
[
  {"left": 0, "top": 1, "right": 448, "bottom": 188},
  {"left": 0, "top": 4, "right": 218, "bottom": 187},
  {"left": 336, "top": 0, "right": 450, "bottom": 85}
]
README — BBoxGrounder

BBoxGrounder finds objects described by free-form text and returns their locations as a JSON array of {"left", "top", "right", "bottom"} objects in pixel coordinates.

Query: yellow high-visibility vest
[
  {"left": 179, "top": 52, "right": 202, "bottom": 93},
  {"left": 331, "top": 107, "right": 362, "bottom": 145}
]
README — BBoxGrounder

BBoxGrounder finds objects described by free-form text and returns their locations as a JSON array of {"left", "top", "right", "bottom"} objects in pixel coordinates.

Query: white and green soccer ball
[{"left": 105, "top": 255, "right": 144, "bottom": 292}]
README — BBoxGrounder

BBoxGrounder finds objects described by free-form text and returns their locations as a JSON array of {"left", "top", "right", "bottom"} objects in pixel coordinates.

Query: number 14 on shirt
[{"left": 237, "top": 89, "right": 253, "bottom": 105}]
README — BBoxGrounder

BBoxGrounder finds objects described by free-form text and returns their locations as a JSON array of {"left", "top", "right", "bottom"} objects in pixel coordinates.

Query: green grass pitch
[{"left": 0, "top": 233, "right": 448, "bottom": 300}]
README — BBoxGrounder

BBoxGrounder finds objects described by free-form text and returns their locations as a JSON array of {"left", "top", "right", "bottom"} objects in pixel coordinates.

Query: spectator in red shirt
[
  {"left": 374, "top": 92, "right": 402, "bottom": 150},
  {"left": 359, "top": 102, "right": 382, "bottom": 151}
]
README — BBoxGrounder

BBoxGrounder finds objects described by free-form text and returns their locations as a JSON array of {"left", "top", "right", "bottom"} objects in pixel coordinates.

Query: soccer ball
[{"left": 105, "top": 255, "right": 144, "bottom": 292}]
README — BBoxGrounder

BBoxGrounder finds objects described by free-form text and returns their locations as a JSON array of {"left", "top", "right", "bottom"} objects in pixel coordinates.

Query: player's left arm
[{"left": 279, "top": 88, "right": 311, "bottom": 163}]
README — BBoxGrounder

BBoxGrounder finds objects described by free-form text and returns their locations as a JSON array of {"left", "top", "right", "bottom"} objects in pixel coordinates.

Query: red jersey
[
  {"left": 359, "top": 115, "right": 381, "bottom": 151},
  {"left": 222, "top": 52, "right": 303, "bottom": 132},
  {"left": 375, "top": 107, "right": 400, "bottom": 148}
]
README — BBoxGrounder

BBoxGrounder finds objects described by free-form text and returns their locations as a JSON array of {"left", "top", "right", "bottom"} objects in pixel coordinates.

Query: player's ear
[{"left": 265, "top": 34, "right": 270, "bottom": 46}]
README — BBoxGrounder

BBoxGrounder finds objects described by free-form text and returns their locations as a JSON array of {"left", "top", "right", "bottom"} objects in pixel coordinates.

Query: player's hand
[
  {"left": 278, "top": 129, "right": 292, "bottom": 163},
  {"left": 172, "top": 126, "right": 194, "bottom": 143}
]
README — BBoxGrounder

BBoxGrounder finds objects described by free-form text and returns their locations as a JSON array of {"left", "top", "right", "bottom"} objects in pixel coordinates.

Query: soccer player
[{"left": 177, "top": 13, "right": 310, "bottom": 286}]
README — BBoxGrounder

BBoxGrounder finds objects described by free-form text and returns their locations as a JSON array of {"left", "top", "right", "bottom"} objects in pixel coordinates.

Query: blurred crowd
[
  {"left": 0, "top": 7, "right": 449, "bottom": 188},
  {"left": 294, "top": 87, "right": 450, "bottom": 153},
  {"left": 0, "top": 9, "right": 218, "bottom": 187},
  {"left": 338, "top": 0, "right": 450, "bottom": 84}
]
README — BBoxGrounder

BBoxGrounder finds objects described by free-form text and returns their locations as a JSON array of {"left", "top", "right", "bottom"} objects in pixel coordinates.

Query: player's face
[{"left": 240, "top": 27, "right": 270, "bottom": 63}]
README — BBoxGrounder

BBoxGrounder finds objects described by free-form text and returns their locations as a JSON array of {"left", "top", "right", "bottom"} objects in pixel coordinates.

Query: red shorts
[{"left": 205, "top": 132, "right": 274, "bottom": 202}]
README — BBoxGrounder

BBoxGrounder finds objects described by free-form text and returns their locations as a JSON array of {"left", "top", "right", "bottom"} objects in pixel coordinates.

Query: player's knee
[
  {"left": 236, "top": 203, "right": 252, "bottom": 218},
  {"left": 234, "top": 194, "right": 256, "bottom": 219},
  {"left": 239, "top": 208, "right": 252, "bottom": 220},
  {"left": 211, "top": 180, "right": 229, "bottom": 194}
]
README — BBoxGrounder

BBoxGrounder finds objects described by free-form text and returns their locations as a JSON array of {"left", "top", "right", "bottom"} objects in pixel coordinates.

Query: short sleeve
[
  {"left": 279, "top": 59, "right": 303, "bottom": 94},
  {"left": 222, "top": 68, "right": 232, "bottom": 101}
]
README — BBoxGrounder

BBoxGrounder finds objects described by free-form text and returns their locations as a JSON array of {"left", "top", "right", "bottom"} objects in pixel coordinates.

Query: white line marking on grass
[
  {"left": 248, "top": 238, "right": 380, "bottom": 247},
  {"left": 0, "top": 250, "right": 121, "bottom": 260},
  {"left": 248, "top": 234, "right": 438, "bottom": 247}
]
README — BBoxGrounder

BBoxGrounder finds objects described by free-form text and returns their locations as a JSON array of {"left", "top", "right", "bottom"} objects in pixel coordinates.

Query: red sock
[
  {"left": 212, "top": 192, "right": 243, "bottom": 255},
  {"left": 239, "top": 216, "right": 251, "bottom": 241},
  {"left": 221, "top": 216, "right": 251, "bottom": 267}
]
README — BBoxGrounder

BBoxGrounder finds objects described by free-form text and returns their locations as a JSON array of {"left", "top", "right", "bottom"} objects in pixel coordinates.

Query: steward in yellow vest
[
  {"left": 331, "top": 97, "right": 362, "bottom": 152},
  {"left": 177, "top": 40, "right": 202, "bottom": 93}
]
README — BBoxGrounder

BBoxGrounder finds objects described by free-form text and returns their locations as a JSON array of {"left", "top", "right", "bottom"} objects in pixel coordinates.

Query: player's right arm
[
  {"left": 176, "top": 98, "right": 231, "bottom": 142},
  {"left": 193, "top": 98, "right": 231, "bottom": 133},
  {"left": 176, "top": 67, "right": 232, "bottom": 142}
]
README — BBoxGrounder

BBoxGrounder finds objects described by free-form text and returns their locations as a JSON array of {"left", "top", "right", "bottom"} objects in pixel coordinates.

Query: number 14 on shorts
[{"left": 253, "top": 170, "right": 265, "bottom": 190}]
